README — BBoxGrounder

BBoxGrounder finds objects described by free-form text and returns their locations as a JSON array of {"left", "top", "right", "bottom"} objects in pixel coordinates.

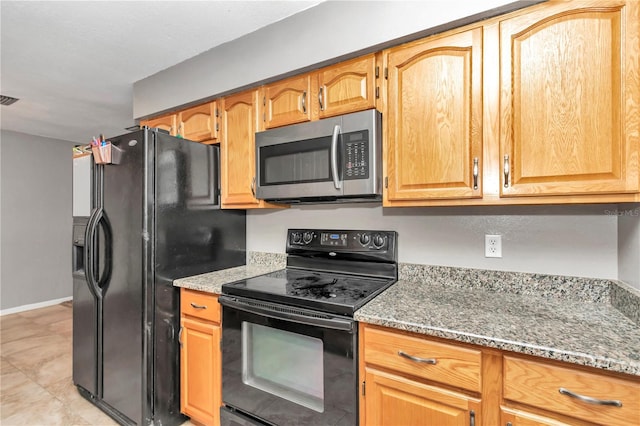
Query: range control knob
[
  {"left": 372, "top": 234, "right": 385, "bottom": 249},
  {"left": 303, "top": 231, "right": 314, "bottom": 244},
  {"left": 292, "top": 232, "right": 302, "bottom": 244},
  {"left": 359, "top": 233, "right": 371, "bottom": 246}
]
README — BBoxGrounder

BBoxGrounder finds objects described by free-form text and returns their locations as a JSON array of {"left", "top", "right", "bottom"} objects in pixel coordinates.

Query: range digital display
[{"left": 320, "top": 232, "right": 347, "bottom": 246}]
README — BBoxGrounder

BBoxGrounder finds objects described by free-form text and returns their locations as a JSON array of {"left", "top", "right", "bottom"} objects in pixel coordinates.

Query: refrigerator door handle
[
  {"left": 84, "top": 207, "right": 103, "bottom": 300},
  {"left": 96, "top": 212, "right": 113, "bottom": 293}
]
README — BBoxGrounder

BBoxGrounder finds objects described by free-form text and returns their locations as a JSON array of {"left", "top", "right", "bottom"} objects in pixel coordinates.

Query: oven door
[{"left": 219, "top": 295, "right": 358, "bottom": 426}]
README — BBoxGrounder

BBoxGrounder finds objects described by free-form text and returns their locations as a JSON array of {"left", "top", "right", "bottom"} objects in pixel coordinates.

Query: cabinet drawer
[
  {"left": 503, "top": 356, "right": 640, "bottom": 426},
  {"left": 363, "top": 326, "right": 482, "bottom": 392},
  {"left": 180, "top": 288, "right": 220, "bottom": 323}
]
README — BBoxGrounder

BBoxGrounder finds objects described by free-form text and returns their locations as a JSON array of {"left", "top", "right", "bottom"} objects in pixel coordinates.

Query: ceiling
[{"left": 0, "top": 1, "right": 323, "bottom": 144}]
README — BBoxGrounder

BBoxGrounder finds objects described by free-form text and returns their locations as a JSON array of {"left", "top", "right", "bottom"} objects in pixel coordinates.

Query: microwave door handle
[{"left": 331, "top": 124, "right": 342, "bottom": 189}]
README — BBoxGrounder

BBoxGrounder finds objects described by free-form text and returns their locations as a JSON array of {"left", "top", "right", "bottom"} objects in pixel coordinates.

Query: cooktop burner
[
  {"left": 222, "top": 268, "right": 395, "bottom": 315},
  {"left": 222, "top": 229, "right": 398, "bottom": 316}
]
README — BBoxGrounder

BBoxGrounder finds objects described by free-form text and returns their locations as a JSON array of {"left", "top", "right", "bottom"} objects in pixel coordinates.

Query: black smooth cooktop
[{"left": 222, "top": 268, "right": 396, "bottom": 316}]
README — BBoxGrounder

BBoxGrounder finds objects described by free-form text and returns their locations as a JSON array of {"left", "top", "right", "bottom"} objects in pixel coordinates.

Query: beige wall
[
  {"left": 1, "top": 130, "right": 75, "bottom": 311},
  {"left": 247, "top": 204, "right": 619, "bottom": 280}
]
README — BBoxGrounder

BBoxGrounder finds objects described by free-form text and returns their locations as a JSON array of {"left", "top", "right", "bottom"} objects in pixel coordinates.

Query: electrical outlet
[{"left": 485, "top": 235, "right": 502, "bottom": 258}]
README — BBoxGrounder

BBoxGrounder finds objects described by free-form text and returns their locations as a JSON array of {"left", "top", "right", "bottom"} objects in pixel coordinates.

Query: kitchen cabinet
[
  {"left": 259, "top": 53, "right": 379, "bottom": 129},
  {"left": 382, "top": 0, "right": 639, "bottom": 207},
  {"left": 261, "top": 74, "right": 313, "bottom": 129},
  {"left": 140, "top": 113, "right": 177, "bottom": 136},
  {"left": 360, "top": 323, "right": 640, "bottom": 426},
  {"left": 502, "top": 356, "right": 640, "bottom": 426},
  {"left": 317, "top": 53, "right": 378, "bottom": 119},
  {"left": 178, "top": 101, "right": 219, "bottom": 143},
  {"left": 220, "top": 89, "right": 283, "bottom": 209},
  {"left": 384, "top": 27, "right": 484, "bottom": 204},
  {"left": 360, "top": 324, "right": 483, "bottom": 426},
  {"left": 498, "top": 0, "right": 639, "bottom": 198},
  {"left": 180, "top": 289, "right": 221, "bottom": 426}
]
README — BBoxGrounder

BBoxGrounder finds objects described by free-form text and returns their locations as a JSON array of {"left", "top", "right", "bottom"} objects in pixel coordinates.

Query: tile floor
[{"left": 0, "top": 303, "right": 192, "bottom": 425}]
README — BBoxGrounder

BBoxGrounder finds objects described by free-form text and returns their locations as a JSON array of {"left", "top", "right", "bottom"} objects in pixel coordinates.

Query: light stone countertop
[
  {"left": 354, "top": 278, "right": 640, "bottom": 377},
  {"left": 173, "top": 252, "right": 640, "bottom": 377},
  {"left": 173, "top": 264, "right": 283, "bottom": 294}
]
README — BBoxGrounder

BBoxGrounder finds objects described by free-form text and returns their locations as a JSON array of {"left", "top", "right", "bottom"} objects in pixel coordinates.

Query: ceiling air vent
[{"left": 0, "top": 95, "right": 20, "bottom": 106}]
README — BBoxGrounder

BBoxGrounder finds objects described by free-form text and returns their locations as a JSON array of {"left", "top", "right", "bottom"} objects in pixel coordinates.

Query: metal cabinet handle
[
  {"left": 558, "top": 388, "right": 622, "bottom": 407},
  {"left": 178, "top": 326, "right": 183, "bottom": 348},
  {"left": 318, "top": 87, "right": 324, "bottom": 111},
  {"left": 250, "top": 177, "right": 256, "bottom": 197},
  {"left": 470, "top": 410, "right": 475, "bottom": 426},
  {"left": 190, "top": 302, "right": 207, "bottom": 310},
  {"left": 503, "top": 155, "right": 510, "bottom": 188},
  {"left": 301, "top": 91, "right": 307, "bottom": 113},
  {"left": 472, "top": 157, "right": 479, "bottom": 190},
  {"left": 397, "top": 351, "right": 437, "bottom": 364}
]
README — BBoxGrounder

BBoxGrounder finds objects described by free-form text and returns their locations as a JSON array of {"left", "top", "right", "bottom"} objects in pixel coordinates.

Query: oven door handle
[{"left": 219, "top": 295, "right": 355, "bottom": 332}]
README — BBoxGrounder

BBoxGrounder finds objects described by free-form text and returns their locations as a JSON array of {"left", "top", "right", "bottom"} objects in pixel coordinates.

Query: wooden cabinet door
[
  {"left": 262, "top": 74, "right": 313, "bottom": 129},
  {"left": 178, "top": 102, "right": 219, "bottom": 143},
  {"left": 363, "top": 368, "right": 481, "bottom": 426},
  {"left": 317, "top": 54, "right": 377, "bottom": 119},
  {"left": 140, "top": 114, "right": 177, "bottom": 136},
  {"left": 180, "top": 317, "right": 220, "bottom": 426},
  {"left": 220, "top": 90, "right": 261, "bottom": 208},
  {"left": 385, "top": 28, "right": 483, "bottom": 204},
  {"left": 501, "top": 407, "right": 591, "bottom": 426},
  {"left": 499, "top": 1, "right": 639, "bottom": 197}
]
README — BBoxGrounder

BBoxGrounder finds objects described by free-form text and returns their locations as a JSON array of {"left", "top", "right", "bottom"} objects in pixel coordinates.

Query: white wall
[
  {"left": 0, "top": 130, "right": 75, "bottom": 310},
  {"left": 134, "top": 0, "right": 534, "bottom": 118},
  {"left": 618, "top": 204, "right": 640, "bottom": 290},
  {"left": 248, "top": 204, "right": 619, "bottom": 279}
]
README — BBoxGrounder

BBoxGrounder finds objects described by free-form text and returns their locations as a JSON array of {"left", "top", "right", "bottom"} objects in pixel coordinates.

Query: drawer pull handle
[
  {"left": 190, "top": 302, "right": 207, "bottom": 310},
  {"left": 398, "top": 351, "right": 437, "bottom": 364},
  {"left": 558, "top": 387, "right": 622, "bottom": 407}
]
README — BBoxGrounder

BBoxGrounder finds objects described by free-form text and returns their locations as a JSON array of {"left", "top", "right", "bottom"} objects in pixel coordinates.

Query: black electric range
[{"left": 222, "top": 228, "right": 398, "bottom": 316}]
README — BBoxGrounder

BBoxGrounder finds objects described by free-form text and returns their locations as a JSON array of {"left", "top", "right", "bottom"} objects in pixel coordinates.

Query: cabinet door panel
[
  {"left": 263, "top": 74, "right": 312, "bottom": 129},
  {"left": 500, "top": 1, "right": 639, "bottom": 196},
  {"left": 501, "top": 407, "right": 592, "bottom": 426},
  {"left": 364, "top": 368, "right": 480, "bottom": 426},
  {"left": 141, "top": 114, "right": 176, "bottom": 136},
  {"left": 318, "top": 54, "right": 376, "bottom": 118},
  {"left": 179, "top": 102, "right": 218, "bottom": 143},
  {"left": 386, "top": 28, "right": 483, "bottom": 202},
  {"left": 180, "top": 317, "right": 220, "bottom": 426},
  {"left": 221, "top": 91, "right": 260, "bottom": 208}
]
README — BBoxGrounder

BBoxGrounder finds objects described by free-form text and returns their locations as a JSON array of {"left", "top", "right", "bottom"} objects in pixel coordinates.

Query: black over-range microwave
[{"left": 254, "top": 108, "right": 382, "bottom": 204}]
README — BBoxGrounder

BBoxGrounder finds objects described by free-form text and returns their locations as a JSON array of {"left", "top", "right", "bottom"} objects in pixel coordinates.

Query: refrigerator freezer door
[{"left": 101, "top": 130, "right": 146, "bottom": 424}]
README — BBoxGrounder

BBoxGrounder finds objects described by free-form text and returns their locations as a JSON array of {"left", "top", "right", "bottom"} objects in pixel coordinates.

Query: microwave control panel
[{"left": 344, "top": 130, "right": 369, "bottom": 180}]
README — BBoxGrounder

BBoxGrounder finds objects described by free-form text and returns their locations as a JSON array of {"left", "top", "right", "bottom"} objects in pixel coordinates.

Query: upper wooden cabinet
[
  {"left": 499, "top": 0, "right": 639, "bottom": 198},
  {"left": 382, "top": 0, "right": 639, "bottom": 206},
  {"left": 178, "top": 101, "right": 219, "bottom": 144},
  {"left": 384, "top": 27, "right": 484, "bottom": 204},
  {"left": 261, "top": 74, "right": 313, "bottom": 129},
  {"left": 318, "top": 54, "right": 377, "bottom": 119},
  {"left": 260, "top": 53, "right": 379, "bottom": 129},
  {"left": 220, "top": 90, "right": 283, "bottom": 209},
  {"left": 140, "top": 114, "right": 177, "bottom": 136},
  {"left": 220, "top": 90, "right": 260, "bottom": 208}
]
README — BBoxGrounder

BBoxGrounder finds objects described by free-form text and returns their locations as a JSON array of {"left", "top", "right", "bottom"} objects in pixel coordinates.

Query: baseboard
[{"left": 0, "top": 296, "right": 73, "bottom": 316}]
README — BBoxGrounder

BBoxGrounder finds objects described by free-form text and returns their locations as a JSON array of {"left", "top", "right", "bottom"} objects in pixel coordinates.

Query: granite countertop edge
[
  {"left": 173, "top": 253, "right": 640, "bottom": 377},
  {"left": 353, "top": 310, "right": 639, "bottom": 376}
]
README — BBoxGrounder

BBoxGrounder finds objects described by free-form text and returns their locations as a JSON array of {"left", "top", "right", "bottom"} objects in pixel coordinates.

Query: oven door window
[
  {"left": 259, "top": 137, "right": 337, "bottom": 186},
  {"left": 242, "top": 322, "right": 324, "bottom": 412}
]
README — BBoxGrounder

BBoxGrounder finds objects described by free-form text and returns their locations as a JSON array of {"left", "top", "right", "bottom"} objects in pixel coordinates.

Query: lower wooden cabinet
[
  {"left": 364, "top": 368, "right": 481, "bottom": 426},
  {"left": 360, "top": 324, "right": 640, "bottom": 426},
  {"left": 180, "top": 289, "right": 221, "bottom": 426}
]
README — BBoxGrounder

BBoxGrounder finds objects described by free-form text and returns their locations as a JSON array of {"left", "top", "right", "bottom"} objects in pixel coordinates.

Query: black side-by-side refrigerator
[{"left": 73, "top": 128, "right": 246, "bottom": 425}]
